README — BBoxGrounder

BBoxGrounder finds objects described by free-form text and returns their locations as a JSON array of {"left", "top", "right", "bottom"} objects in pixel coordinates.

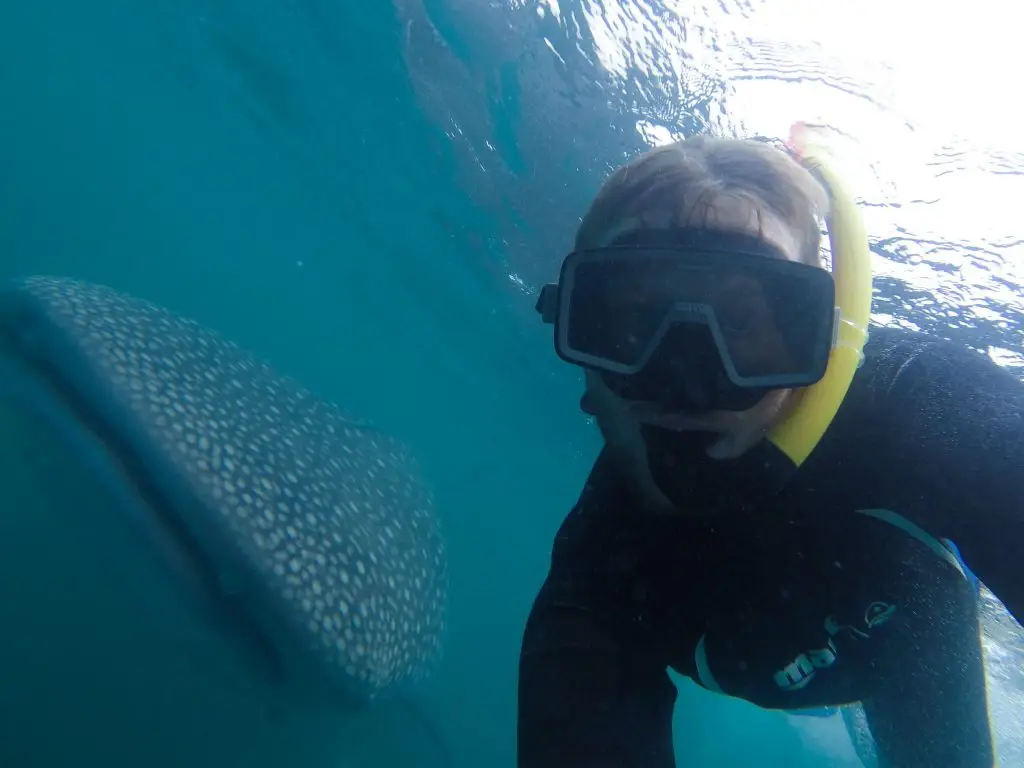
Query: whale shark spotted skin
[{"left": 0, "top": 276, "right": 449, "bottom": 706}]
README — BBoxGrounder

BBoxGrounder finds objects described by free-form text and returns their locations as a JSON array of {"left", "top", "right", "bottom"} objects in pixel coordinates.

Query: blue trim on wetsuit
[{"left": 941, "top": 538, "right": 980, "bottom": 596}]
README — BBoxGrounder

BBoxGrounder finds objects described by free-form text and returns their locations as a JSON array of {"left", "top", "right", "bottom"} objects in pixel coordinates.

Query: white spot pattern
[{"left": 14, "top": 277, "right": 448, "bottom": 699}]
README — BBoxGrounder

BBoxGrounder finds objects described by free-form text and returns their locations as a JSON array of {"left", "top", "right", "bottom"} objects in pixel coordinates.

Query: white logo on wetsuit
[
  {"left": 773, "top": 639, "right": 837, "bottom": 691},
  {"left": 864, "top": 600, "right": 896, "bottom": 628},
  {"left": 773, "top": 600, "right": 897, "bottom": 692}
]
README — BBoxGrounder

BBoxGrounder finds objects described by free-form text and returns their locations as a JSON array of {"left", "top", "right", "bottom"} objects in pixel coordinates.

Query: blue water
[{"left": 0, "top": 0, "right": 1021, "bottom": 766}]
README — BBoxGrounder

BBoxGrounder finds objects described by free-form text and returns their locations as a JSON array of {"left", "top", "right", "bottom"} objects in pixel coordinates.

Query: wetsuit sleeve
[
  {"left": 862, "top": 561, "right": 994, "bottom": 767},
  {"left": 882, "top": 334, "right": 1024, "bottom": 622},
  {"left": 518, "top": 455, "right": 677, "bottom": 768}
]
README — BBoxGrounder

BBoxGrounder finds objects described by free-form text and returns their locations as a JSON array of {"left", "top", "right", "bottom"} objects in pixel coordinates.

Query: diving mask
[{"left": 537, "top": 227, "right": 837, "bottom": 412}]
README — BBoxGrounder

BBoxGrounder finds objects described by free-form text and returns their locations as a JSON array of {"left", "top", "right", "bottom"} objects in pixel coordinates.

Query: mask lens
[
  {"left": 559, "top": 235, "right": 834, "bottom": 389},
  {"left": 565, "top": 257, "right": 705, "bottom": 367},
  {"left": 711, "top": 266, "right": 832, "bottom": 382}
]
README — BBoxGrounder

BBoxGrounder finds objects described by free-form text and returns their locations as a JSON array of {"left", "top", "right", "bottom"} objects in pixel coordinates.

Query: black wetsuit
[{"left": 518, "top": 326, "right": 1024, "bottom": 767}]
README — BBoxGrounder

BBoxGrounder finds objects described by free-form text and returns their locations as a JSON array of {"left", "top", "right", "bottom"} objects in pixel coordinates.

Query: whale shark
[{"left": 0, "top": 276, "right": 449, "bottom": 767}]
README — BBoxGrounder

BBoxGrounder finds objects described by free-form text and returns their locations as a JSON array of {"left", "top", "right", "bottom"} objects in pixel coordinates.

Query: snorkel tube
[{"left": 766, "top": 123, "right": 873, "bottom": 468}]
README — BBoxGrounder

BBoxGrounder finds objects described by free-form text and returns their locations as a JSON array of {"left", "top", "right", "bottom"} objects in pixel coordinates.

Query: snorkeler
[{"left": 518, "top": 128, "right": 1022, "bottom": 767}]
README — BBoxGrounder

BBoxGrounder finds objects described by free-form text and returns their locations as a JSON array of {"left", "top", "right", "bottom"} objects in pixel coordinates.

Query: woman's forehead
[{"left": 596, "top": 196, "right": 803, "bottom": 263}]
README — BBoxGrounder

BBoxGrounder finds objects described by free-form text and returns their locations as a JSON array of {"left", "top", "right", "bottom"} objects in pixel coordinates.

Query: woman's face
[{"left": 584, "top": 195, "right": 808, "bottom": 485}]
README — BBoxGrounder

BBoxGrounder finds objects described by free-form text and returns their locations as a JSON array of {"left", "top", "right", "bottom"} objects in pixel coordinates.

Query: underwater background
[{"left": 0, "top": 0, "right": 1021, "bottom": 766}]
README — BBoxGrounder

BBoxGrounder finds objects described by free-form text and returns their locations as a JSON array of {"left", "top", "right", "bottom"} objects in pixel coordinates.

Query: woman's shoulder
[
  {"left": 842, "top": 323, "right": 1022, "bottom": 477},
  {"left": 858, "top": 323, "right": 1014, "bottom": 406}
]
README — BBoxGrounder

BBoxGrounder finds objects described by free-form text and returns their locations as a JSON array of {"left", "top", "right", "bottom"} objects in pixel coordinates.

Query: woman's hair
[{"left": 575, "top": 136, "right": 828, "bottom": 265}]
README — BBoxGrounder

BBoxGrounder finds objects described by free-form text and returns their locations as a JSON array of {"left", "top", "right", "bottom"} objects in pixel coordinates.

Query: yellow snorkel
[{"left": 766, "top": 123, "right": 873, "bottom": 467}]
